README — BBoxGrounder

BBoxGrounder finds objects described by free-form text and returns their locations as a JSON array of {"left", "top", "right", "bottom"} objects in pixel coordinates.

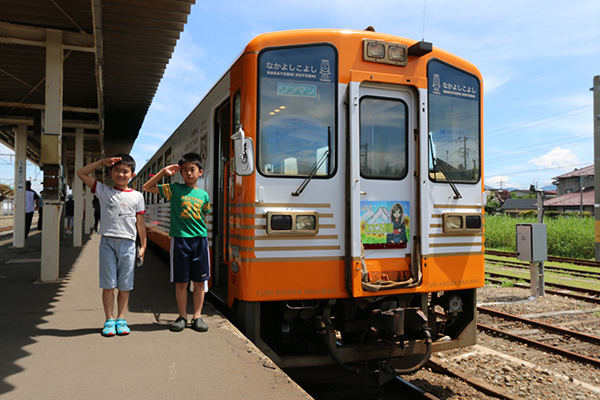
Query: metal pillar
[
  {"left": 529, "top": 262, "right": 545, "bottom": 297},
  {"left": 594, "top": 76, "right": 600, "bottom": 260},
  {"left": 40, "top": 29, "right": 63, "bottom": 282},
  {"left": 13, "top": 124, "right": 27, "bottom": 248},
  {"left": 73, "top": 128, "right": 84, "bottom": 246},
  {"left": 84, "top": 156, "right": 94, "bottom": 234}
]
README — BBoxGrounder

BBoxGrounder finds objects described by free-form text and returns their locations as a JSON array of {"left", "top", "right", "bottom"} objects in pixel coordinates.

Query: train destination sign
[
  {"left": 260, "top": 45, "right": 335, "bottom": 83},
  {"left": 277, "top": 83, "right": 317, "bottom": 97},
  {"left": 429, "top": 61, "right": 479, "bottom": 101}
]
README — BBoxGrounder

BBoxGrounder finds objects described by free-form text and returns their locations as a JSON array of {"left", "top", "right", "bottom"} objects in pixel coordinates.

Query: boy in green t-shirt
[{"left": 143, "top": 153, "right": 211, "bottom": 332}]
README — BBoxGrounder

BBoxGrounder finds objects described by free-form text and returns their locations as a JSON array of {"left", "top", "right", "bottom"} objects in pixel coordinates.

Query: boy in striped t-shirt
[{"left": 143, "top": 153, "right": 210, "bottom": 332}]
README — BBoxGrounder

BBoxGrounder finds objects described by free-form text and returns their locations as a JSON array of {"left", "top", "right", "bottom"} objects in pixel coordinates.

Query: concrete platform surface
[{"left": 0, "top": 231, "right": 312, "bottom": 400}]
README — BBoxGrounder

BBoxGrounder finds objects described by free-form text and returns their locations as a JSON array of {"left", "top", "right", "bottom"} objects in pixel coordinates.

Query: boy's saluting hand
[{"left": 162, "top": 164, "right": 181, "bottom": 176}]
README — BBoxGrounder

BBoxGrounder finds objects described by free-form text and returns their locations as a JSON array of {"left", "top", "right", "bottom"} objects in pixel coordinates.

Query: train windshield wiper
[
  {"left": 292, "top": 149, "right": 330, "bottom": 196},
  {"left": 429, "top": 134, "right": 462, "bottom": 199}
]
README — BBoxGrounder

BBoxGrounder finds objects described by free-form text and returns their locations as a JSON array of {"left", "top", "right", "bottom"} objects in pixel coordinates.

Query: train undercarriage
[{"left": 235, "top": 288, "right": 477, "bottom": 376}]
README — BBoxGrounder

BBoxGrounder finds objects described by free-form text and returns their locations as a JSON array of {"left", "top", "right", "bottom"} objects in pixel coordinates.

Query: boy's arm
[
  {"left": 76, "top": 157, "right": 123, "bottom": 190},
  {"left": 136, "top": 213, "right": 147, "bottom": 262},
  {"left": 142, "top": 164, "right": 181, "bottom": 194}
]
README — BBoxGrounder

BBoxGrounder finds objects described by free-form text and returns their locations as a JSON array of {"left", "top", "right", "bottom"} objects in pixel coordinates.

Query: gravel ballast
[{"left": 406, "top": 285, "right": 600, "bottom": 400}]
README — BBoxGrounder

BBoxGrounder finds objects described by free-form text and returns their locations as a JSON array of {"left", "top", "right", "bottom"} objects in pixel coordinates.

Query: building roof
[
  {"left": 552, "top": 165, "right": 594, "bottom": 180},
  {"left": 0, "top": 0, "right": 195, "bottom": 176},
  {"left": 501, "top": 198, "right": 538, "bottom": 211},
  {"left": 544, "top": 188, "right": 595, "bottom": 207}
]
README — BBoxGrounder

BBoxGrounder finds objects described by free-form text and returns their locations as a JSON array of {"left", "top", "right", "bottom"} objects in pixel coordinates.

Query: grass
[{"left": 485, "top": 214, "right": 595, "bottom": 259}]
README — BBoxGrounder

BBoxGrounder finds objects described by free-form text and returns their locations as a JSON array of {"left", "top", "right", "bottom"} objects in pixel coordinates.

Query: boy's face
[
  {"left": 110, "top": 163, "right": 135, "bottom": 188},
  {"left": 180, "top": 161, "right": 202, "bottom": 186}
]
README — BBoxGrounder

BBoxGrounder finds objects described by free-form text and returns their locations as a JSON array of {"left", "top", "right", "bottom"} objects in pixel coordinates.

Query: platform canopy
[{"left": 0, "top": 0, "right": 195, "bottom": 180}]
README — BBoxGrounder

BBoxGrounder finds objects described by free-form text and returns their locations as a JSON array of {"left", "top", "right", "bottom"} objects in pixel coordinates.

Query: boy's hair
[
  {"left": 178, "top": 152, "right": 203, "bottom": 170},
  {"left": 110, "top": 153, "right": 136, "bottom": 173}
]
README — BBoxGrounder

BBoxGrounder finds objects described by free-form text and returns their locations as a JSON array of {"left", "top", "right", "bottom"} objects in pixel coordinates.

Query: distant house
[
  {"left": 544, "top": 165, "right": 594, "bottom": 215},
  {"left": 500, "top": 198, "right": 538, "bottom": 216}
]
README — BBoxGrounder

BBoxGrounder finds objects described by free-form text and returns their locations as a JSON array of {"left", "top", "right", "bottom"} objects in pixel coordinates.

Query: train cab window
[
  {"left": 359, "top": 97, "right": 408, "bottom": 179},
  {"left": 258, "top": 44, "right": 337, "bottom": 177},
  {"left": 428, "top": 60, "right": 481, "bottom": 183}
]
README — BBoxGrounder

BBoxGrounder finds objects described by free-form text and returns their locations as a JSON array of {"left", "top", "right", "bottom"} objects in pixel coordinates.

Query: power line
[
  {"left": 487, "top": 161, "right": 593, "bottom": 178},
  {"left": 486, "top": 105, "right": 592, "bottom": 139},
  {"left": 486, "top": 134, "right": 592, "bottom": 164}
]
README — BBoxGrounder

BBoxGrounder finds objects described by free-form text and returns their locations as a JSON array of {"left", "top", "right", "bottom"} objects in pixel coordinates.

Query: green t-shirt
[{"left": 158, "top": 182, "right": 210, "bottom": 238}]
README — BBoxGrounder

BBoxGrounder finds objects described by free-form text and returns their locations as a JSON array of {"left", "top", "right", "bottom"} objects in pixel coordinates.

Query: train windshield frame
[
  {"left": 257, "top": 44, "right": 337, "bottom": 178},
  {"left": 427, "top": 60, "right": 481, "bottom": 184}
]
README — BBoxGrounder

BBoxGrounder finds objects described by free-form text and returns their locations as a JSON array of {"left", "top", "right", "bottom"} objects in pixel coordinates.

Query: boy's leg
[
  {"left": 175, "top": 282, "right": 189, "bottom": 319},
  {"left": 192, "top": 282, "right": 205, "bottom": 320},
  {"left": 116, "top": 290, "right": 130, "bottom": 319},
  {"left": 102, "top": 288, "right": 116, "bottom": 320}
]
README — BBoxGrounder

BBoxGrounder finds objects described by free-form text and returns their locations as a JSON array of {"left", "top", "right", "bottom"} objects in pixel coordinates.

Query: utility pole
[{"left": 594, "top": 76, "right": 600, "bottom": 260}]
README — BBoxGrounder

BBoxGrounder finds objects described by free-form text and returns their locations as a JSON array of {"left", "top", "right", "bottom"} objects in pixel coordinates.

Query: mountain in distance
[{"left": 365, "top": 205, "right": 390, "bottom": 225}]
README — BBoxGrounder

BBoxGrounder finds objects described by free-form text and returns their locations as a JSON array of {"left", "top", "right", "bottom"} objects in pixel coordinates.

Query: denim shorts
[{"left": 99, "top": 236, "right": 136, "bottom": 291}]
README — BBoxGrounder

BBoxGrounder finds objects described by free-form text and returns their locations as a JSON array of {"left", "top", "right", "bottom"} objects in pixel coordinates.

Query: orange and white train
[{"left": 135, "top": 28, "right": 485, "bottom": 376}]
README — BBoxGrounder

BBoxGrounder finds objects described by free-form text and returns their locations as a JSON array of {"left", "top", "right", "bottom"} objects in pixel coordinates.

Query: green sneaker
[
  {"left": 191, "top": 318, "right": 208, "bottom": 332},
  {"left": 170, "top": 316, "right": 187, "bottom": 332}
]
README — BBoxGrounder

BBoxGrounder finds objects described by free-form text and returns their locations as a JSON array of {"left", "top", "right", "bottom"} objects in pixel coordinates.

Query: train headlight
[
  {"left": 388, "top": 45, "right": 406, "bottom": 63},
  {"left": 442, "top": 213, "right": 482, "bottom": 234},
  {"left": 296, "top": 215, "right": 316, "bottom": 231},
  {"left": 363, "top": 40, "right": 408, "bottom": 66},
  {"left": 266, "top": 211, "right": 319, "bottom": 236},
  {"left": 366, "top": 42, "right": 385, "bottom": 59}
]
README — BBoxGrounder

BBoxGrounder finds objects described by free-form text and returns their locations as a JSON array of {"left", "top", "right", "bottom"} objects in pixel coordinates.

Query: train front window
[
  {"left": 428, "top": 60, "right": 481, "bottom": 183},
  {"left": 258, "top": 44, "right": 336, "bottom": 177}
]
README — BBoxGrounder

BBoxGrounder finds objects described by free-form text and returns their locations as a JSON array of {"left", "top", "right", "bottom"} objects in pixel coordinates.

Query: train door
[
  {"left": 212, "top": 99, "right": 231, "bottom": 299},
  {"left": 354, "top": 84, "right": 417, "bottom": 285}
]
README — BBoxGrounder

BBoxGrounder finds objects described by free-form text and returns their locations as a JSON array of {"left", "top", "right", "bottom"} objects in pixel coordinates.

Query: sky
[{"left": 1, "top": 0, "right": 599, "bottom": 193}]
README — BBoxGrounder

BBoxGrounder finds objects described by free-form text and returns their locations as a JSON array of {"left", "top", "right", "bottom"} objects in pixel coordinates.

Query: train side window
[
  {"left": 151, "top": 162, "right": 157, "bottom": 204},
  {"left": 359, "top": 96, "right": 408, "bottom": 180},
  {"left": 157, "top": 155, "right": 164, "bottom": 203},
  {"left": 233, "top": 92, "right": 241, "bottom": 133},
  {"left": 164, "top": 147, "right": 172, "bottom": 188}
]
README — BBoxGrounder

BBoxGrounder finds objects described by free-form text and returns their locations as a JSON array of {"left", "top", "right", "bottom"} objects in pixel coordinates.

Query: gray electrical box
[{"left": 516, "top": 223, "right": 547, "bottom": 262}]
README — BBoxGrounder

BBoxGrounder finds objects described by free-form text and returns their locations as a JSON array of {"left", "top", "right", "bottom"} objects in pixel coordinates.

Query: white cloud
[{"left": 529, "top": 147, "right": 579, "bottom": 169}]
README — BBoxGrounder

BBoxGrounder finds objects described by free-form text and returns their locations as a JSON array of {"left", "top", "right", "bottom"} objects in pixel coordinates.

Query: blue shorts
[
  {"left": 170, "top": 236, "right": 210, "bottom": 284},
  {"left": 99, "top": 236, "right": 136, "bottom": 291}
]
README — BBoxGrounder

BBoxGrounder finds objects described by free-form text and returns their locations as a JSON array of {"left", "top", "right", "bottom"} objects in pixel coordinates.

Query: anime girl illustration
[{"left": 387, "top": 202, "right": 408, "bottom": 244}]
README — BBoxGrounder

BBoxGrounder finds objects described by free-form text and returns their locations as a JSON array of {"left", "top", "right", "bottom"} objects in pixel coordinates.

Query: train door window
[
  {"left": 427, "top": 60, "right": 481, "bottom": 183},
  {"left": 359, "top": 97, "right": 408, "bottom": 180},
  {"left": 258, "top": 44, "right": 337, "bottom": 177}
]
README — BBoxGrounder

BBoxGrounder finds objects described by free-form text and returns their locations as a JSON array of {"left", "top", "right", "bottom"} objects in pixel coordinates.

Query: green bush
[
  {"left": 518, "top": 210, "right": 537, "bottom": 218},
  {"left": 485, "top": 214, "right": 595, "bottom": 259}
]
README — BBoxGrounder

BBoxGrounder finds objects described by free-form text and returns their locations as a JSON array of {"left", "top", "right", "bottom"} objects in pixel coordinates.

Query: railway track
[
  {"left": 485, "top": 276, "right": 600, "bottom": 304},
  {"left": 486, "top": 258, "right": 600, "bottom": 280},
  {"left": 486, "top": 249, "right": 600, "bottom": 268},
  {"left": 477, "top": 306, "right": 600, "bottom": 368},
  {"left": 485, "top": 272, "right": 600, "bottom": 301}
]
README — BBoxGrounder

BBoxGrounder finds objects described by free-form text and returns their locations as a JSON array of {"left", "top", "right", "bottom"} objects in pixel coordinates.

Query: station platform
[{"left": 0, "top": 230, "right": 312, "bottom": 400}]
